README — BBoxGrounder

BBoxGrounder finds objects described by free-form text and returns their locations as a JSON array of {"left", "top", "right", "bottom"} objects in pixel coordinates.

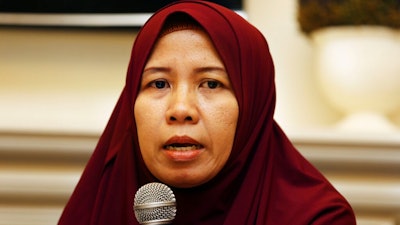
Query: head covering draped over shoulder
[{"left": 59, "top": 1, "right": 356, "bottom": 225}]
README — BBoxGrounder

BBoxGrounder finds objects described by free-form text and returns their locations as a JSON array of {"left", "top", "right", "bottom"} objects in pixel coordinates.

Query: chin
[{"left": 161, "top": 176, "right": 210, "bottom": 188}]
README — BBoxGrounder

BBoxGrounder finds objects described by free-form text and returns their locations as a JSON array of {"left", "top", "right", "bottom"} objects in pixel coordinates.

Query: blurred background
[{"left": 1, "top": 0, "right": 400, "bottom": 224}]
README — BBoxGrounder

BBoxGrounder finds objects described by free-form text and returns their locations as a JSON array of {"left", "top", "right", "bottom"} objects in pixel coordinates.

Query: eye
[
  {"left": 202, "top": 80, "right": 221, "bottom": 89},
  {"left": 150, "top": 79, "right": 170, "bottom": 89}
]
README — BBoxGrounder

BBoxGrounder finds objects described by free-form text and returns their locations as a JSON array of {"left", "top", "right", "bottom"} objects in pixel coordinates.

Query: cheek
[
  {"left": 204, "top": 98, "right": 239, "bottom": 138},
  {"left": 208, "top": 99, "right": 239, "bottom": 169},
  {"left": 134, "top": 97, "right": 147, "bottom": 128},
  {"left": 135, "top": 96, "right": 162, "bottom": 123},
  {"left": 217, "top": 96, "right": 239, "bottom": 124},
  {"left": 134, "top": 96, "right": 163, "bottom": 140}
]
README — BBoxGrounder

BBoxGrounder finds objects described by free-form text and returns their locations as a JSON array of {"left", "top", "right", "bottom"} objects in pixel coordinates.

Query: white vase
[{"left": 311, "top": 26, "right": 400, "bottom": 132}]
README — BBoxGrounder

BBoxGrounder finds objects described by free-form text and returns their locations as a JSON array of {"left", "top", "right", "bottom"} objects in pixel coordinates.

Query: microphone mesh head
[{"left": 134, "top": 182, "right": 176, "bottom": 224}]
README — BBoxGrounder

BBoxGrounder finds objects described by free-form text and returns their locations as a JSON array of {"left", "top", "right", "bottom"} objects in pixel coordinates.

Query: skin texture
[{"left": 134, "top": 28, "right": 239, "bottom": 188}]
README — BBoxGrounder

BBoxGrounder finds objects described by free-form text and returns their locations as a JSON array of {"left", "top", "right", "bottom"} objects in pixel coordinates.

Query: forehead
[
  {"left": 146, "top": 29, "right": 223, "bottom": 66},
  {"left": 155, "top": 28, "right": 211, "bottom": 47}
]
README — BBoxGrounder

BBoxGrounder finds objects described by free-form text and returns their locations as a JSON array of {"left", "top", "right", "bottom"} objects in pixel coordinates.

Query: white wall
[{"left": 0, "top": 28, "right": 134, "bottom": 133}]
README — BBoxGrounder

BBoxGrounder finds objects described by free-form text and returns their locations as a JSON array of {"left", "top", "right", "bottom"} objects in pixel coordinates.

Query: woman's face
[{"left": 134, "top": 28, "right": 239, "bottom": 188}]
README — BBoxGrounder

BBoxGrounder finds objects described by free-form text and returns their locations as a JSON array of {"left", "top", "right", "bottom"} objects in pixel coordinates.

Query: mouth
[
  {"left": 163, "top": 143, "right": 203, "bottom": 151},
  {"left": 162, "top": 136, "right": 204, "bottom": 161}
]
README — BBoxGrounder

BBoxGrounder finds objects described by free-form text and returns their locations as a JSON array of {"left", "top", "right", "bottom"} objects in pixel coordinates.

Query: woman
[{"left": 59, "top": 1, "right": 356, "bottom": 224}]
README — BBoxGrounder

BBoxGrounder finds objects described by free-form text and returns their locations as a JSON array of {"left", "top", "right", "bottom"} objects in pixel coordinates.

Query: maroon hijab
[{"left": 59, "top": 1, "right": 356, "bottom": 224}]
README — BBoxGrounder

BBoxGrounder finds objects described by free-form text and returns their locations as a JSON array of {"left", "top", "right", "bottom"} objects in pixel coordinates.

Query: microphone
[{"left": 133, "top": 182, "right": 177, "bottom": 224}]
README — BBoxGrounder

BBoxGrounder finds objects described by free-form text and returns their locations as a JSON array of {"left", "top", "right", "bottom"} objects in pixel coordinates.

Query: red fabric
[{"left": 59, "top": 1, "right": 356, "bottom": 224}]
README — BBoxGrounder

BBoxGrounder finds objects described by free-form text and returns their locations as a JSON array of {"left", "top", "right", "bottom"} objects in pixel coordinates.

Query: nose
[{"left": 166, "top": 87, "right": 199, "bottom": 124}]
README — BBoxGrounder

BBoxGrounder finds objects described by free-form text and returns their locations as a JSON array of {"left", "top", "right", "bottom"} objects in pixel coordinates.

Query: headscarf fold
[{"left": 59, "top": 1, "right": 355, "bottom": 224}]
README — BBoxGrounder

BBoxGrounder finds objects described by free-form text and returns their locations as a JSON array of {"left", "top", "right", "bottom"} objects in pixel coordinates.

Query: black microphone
[{"left": 133, "top": 182, "right": 177, "bottom": 225}]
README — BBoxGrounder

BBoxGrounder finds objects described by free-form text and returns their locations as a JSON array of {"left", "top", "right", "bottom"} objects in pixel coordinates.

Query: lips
[
  {"left": 164, "top": 144, "right": 202, "bottom": 151},
  {"left": 163, "top": 136, "right": 204, "bottom": 151},
  {"left": 162, "top": 136, "right": 204, "bottom": 161}
]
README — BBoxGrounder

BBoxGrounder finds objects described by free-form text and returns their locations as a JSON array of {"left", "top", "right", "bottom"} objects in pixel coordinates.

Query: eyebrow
[
  {"left": 142, "top": 67, "right": 171, "bottom": 75},
  {"left": 194, "top": 66, "right": 226, "bottom": 74},
  {"left": 142, "top": 66, "right": 226, "bottom": 75}
]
